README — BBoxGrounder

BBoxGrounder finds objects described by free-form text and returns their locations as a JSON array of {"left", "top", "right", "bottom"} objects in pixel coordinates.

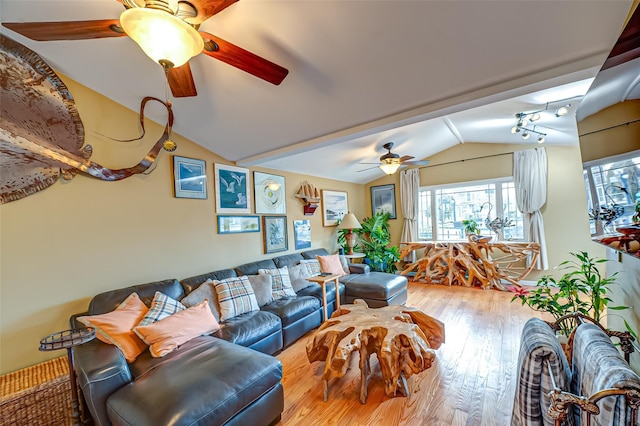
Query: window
[
  {"left": 583, "top": 151, "right": 640, "bottom": 236},
  {"left": 418, "top": 177, "right": 524, "bottom": 241}
]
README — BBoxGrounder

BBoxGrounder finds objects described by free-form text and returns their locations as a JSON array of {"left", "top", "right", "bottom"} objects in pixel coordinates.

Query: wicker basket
[{"left": 0, "top": 356, "right": 73, "bottom": 426}]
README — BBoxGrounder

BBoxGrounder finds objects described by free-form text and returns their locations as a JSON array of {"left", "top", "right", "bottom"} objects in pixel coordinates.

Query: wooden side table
[{"left": 307, "top": 273, "right": 341, "bottom": 321}]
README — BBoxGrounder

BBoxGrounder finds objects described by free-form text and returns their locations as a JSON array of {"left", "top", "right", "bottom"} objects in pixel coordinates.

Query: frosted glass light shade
[
  {"left": 120, "top": 8, "right": 204, "bottom": 68},
  {"left": 379, "top": 161, "right": 401, "bottom": 175}
]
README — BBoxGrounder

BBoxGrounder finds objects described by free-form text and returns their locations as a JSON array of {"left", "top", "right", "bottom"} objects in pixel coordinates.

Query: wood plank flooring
[{"left": 276, "top": 281, "right": 552, "bottom": 426}]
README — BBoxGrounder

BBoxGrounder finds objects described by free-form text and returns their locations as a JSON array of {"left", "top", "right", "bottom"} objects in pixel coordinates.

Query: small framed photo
[
  {"left": 254, "top": 171, "right": 286, "bottom": 214},
  {"left": 321, "top": 190, "right": 348, "bottom": 227},
  {"left": 173, "top": 156, "right": 207, "bottom": 199},
  {"left": 214, "top": 164, "right": 251, "bottom": 214},
  {"left": 293, "top": 219, "right": 311, "bottom": 250},
  {"left": 217, "top": 215, "right": 261, "bottom": 234},
  {"left": 370, "top": 184, "right": 397, "bottom": 219},
  {"left": 263, "top": 215, "right": 288, "bottom": 253}
]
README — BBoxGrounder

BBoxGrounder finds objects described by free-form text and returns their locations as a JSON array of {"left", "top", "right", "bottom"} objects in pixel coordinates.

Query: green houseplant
[
  {"left": 356, "top": 212, "right": 401, "bottom": 273},
  {"left": 510, "top": 251, "right": 630, "bottom": 336},
  {"left": 462, "top": 218, "right": 481, "bottom": 236}
]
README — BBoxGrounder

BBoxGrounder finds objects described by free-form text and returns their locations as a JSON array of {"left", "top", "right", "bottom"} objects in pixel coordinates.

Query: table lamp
[{"left": 338, "top": 213, "right": 362, "bottom": 255}]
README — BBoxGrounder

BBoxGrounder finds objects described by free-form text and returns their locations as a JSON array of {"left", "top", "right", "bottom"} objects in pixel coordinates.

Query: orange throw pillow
[
  {"left": 133, "top": 300, "right": 220, "bottom": 357},
  {"left": 317, "top": 254, "right": 347, "bottom": 276},
  {"left": 77, "top": 293, "right": 149, "bottom": 363}
]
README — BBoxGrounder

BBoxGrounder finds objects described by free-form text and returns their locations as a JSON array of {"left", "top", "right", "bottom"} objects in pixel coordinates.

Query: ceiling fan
[
  {"left": 359, "top": 142, "right": 430, "bottom": 175},
  {"left": 2, "top": 0, "right": 289, "bottom": 98}
]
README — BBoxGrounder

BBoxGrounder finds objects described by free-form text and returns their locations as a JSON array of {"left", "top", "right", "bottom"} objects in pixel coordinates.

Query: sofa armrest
[
  {"left": 73, "top": 339, "right": 132, "bottom": 426},
  {"left": 348, "top": 263, "right": 370, "bottom": 274}
]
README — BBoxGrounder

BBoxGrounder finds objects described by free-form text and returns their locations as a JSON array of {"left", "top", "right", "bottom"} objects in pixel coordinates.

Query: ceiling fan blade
[
  {"left": 403, "top": 160, "right": 430, "bottom": 166},
  {"left": 199, "top": 32, "right": 289, "bottom": 85},
  {"left": 357, "top": 166, "right": 381, "bottom": 172},
  {"left": 167, "top": 63, "right": 198, "bottom": 98},
  {"left": 2, "top": 20, "right": 127, "bottom": 41},
  {"left": 190, "top": 0, "right": 239, "bottom": 24},
  {"left": 399, "top": 155, "right": 415, "bottom": 163}
]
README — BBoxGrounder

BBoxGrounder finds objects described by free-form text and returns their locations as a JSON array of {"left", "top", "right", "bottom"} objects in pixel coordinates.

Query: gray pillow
[
  {"left": 288, "top": 263, "right": 314, "bottom": 292},
  {"left": 247, "top": 274, "right": 275, "bottom": 307},
  {"left": 339, "top": 255, "right": 350, "bottom": 275},
  {"left": 180, "top": 279, "right": 221, "bottom": 322}
]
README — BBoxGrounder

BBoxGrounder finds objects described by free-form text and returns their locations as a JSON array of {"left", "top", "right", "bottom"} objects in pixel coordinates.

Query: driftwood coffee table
[{"left": 306, "top": 300, "right": 445, "bottom": 403}]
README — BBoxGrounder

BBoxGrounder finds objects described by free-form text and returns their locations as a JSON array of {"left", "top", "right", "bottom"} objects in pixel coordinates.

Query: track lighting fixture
[
  {"left": 510, "top": 100, "right": 573, "bottom": 143},
  {"left": 555, "top": 105, "right": 570, "bottom": 117}
]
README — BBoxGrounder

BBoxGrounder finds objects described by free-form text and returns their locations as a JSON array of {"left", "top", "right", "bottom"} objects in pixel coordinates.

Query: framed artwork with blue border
[
  {"left": 293, "top": 219, "right": 311, "bottom": 249},
  {"left": 217, "top": 215, "right": 261, "bottom": 234},
  {"left": 214, "top": 163, "right": 251, "bottom": 213},
  {"left": 370, "top": 184, "right": 396, "bottom": 219},
  {"left": 173, "top": 156, "right": 207, "bottom": 199}
]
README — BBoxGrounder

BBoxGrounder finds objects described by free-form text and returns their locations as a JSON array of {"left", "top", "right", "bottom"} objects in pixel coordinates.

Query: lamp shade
[
  {"left": 337, "top": 213, "right": 361, "bottom": 230},
  {"left": 120, "top": 8, "right": 204, "bottom": 68},
  {"left": 379, "top": 161, "right": 401, "bottom": 175}
]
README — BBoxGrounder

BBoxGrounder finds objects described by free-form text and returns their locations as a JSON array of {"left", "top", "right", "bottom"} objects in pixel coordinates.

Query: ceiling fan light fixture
[
  {"left": 120, "top": 7, "right": 203, "bottom": 68},
  {"left": 379, "top": 160, "right": 401, "bottom": 175}
]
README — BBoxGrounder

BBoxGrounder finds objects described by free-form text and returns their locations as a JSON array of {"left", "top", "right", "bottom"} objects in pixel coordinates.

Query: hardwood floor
[{"left": 276, "top": 281, "right": 552, "bottom": 426}]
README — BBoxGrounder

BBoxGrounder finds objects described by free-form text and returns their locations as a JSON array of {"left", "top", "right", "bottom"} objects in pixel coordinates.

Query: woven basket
[{"left": 0, "top": 356, "right": 73, "bottom": 426}]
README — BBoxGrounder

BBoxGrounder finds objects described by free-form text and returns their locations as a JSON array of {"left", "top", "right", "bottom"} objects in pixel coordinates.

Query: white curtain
[
  {"left": 400, "top": 169, "right": 420, "bottom": 262},
  {"left": 513, "top": 148, "right": 548, "bottom": 270}
]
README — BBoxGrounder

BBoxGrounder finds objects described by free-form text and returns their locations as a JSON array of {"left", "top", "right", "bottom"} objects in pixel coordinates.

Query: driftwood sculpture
[
  {"left": 306, "top": 300, "right": 445, "bottom": 403},
  {"left": 0, "top": 35, "right": 176, "bottom": 204},
  {"left": 400, "top": 239, "right": 540, "bottom": 289}
]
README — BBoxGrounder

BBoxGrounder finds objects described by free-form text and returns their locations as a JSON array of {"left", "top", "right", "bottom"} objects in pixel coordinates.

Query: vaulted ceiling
[{"left": 1, "top": 1, "right": 635, "bottom": 183}]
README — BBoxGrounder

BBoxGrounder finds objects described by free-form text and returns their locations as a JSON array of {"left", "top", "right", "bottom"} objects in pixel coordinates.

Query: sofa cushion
[
  {"left": 297, "top": 281, "right": 344, "bottom": 305},
  {"left": 340, "top": 272, "right": 407, "bottom": 300},
  {"left": 137, "top": 291, "right": 186, "bottom": 327},
  {"left": 214, "top": 310, "right": 282, "bottom": 348},
  {"left": 247, "top": 274, "right": 275, "bottom": 307},
  {"left": 288, "top": 263, "right": 314, "bottom": 292},
  {"left": 272, "top": 253, "right": 304, "bottom": 269},
  {"left": 88, "top": 279, "right": 184, "bottom": 315},
  {"left": 317, "top": 254, "right": 347, "bottom": 276},
  {"left": 261, "top": 296, "right": 321, "bottom": 327},
  {"left": 78, "top": 293, "right": 149, "bottom": 363},
  {"left": 133, "top": 300, "right": 220, "bottom": 357},
  {"left": 107, "top": 336, "right": 282, "bottom": 426},
  {"left": 235, "top": 259, "right": 277, "bottom": 276},
  {"left": 258, "top": 266, "right": 297, "bottom": 300},
  {"left": 180, "top": 269, "right": 237, "bottom": 295},
  {"left": 180, "top": 279, "right": 221, "bottom": 322},
  {"left": 214, "top": 276, "right": 260, "bottom": 321},
  {"left": 301, "top": 248, "right": 330, "bottom": 259}
]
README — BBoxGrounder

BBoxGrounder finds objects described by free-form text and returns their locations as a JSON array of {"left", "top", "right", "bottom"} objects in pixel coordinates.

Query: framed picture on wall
[
  {"left": 173, "top": 156, "right": 207, "bottom": 199},
  {"left": 254, "top": 171, "right": 286, "bottom": 214},
  {"left": 321, "top": 189, "right": 348, "bottom": 226},
  {"left": 217, "top": 215, "right": 261, "bottom": 234},
  {"left": 214, "top": 164, "right": 251, "bottom": 214},
  {"left": 293, "top": 219, "right": 311, "bottom": 250},
  {"left": 370, "top": 184, "right": 397, "bottom": 219},
  {"left": 263, "top": 216, "right": 288, "bottom": 253}
]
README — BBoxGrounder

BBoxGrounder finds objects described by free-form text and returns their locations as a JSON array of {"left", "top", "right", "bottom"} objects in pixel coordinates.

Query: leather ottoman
[{"left": 340, "top": 272, "right": 408, "bottom": 308}]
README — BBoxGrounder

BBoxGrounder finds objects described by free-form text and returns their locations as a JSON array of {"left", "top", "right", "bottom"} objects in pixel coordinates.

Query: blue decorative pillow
[{"left": 137, "top": 291, "right": 186, "bottom": 327}]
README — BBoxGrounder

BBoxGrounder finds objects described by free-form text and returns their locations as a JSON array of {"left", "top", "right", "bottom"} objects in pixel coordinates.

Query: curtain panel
[{"left": 400, "top": 169, "right": 420, "bottom": 262}]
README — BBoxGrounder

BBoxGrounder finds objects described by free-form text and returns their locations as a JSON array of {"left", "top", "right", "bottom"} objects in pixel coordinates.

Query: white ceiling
[{"left": 0, "top": 1, "right": 636, "bottom": 184}]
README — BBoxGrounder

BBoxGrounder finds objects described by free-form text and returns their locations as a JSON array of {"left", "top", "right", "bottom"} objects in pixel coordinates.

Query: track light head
[
  {"left": 522, "top": 131, "right": 530, "bottom": 140},
  {"left": 511, "top": 126, "right": 520, "bottom": 134},
  {"left": 537, "top": 135, "right": 545, "bottom": 143},
  {"left": 555, "top": 105, "right": 570, "bottom": 117}
]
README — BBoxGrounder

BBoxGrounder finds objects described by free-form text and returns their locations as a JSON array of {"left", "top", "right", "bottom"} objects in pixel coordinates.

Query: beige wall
[
  {"left": 366, "top": 142, "right": 603, "bottom": 282},
  {"left": 0, "top": 77, "right": 365, "bottom": 374}
]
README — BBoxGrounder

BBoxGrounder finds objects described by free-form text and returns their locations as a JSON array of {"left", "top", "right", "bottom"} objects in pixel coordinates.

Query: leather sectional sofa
[{"left": 72, "top": 248, "right": 408, "bottom": 425}]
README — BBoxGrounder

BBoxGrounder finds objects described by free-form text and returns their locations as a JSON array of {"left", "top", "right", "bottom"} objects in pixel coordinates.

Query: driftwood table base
[{"left": 306, "top": 300, "right": 445, "bottom": 403}]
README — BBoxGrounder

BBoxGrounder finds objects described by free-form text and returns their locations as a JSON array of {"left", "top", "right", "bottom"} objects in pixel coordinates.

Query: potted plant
[
  {"left": 510, "top": 251, "right": 632, "bottom": 337},
  {"left": 356, "top": 212, "right": 401, "bottom": 273},
  {"left": 462, "top": 218, "right": 481, "bottom": 236}
]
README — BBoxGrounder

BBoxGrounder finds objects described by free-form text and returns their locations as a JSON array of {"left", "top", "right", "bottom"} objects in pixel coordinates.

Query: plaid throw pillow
[
  {"left": 299, "top": 259, "right": 321, "bottom": 277},
  {"left": 213, "top": 276, "right": 259, "bottom": 321},
  {"left": 137, "top": 291, "right": 186, "bottom": 327},
  {"left": 258, "top": 266, "right": 297, "bottom": 300}
]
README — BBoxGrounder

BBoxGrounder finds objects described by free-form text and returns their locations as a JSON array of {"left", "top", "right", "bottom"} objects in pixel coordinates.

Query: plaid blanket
[
  {"left": 571, "top": 323, "right": 640, "bottom": 426},
  {"left": 512, "top": 318, "right": 574, "bottom": 426}
]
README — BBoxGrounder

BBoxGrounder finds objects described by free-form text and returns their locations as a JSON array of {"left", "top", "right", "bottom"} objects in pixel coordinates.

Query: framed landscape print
[
  {"left": 217, "top": 215, "right": 260, "bottom": 234},
  {"left": 263, "top": 216, "right": 288, "bottom": 253},
  {"left": 214, "top": 164, "right": 251, "bottom": 214},
  {"left": 293, "top": 219, "right": 311, "bottom": 250},
  {"left": 321, "top": 190, "right": 348, "bottom": 226},
  {"left": 370, "top": 184, "right": 397, "bottom": 219},
  {"left": 254, "top": 171, "right": 286, "bottom": 214},
  {"left": 173, "top": 156, "right": 207, "bottom": 199}
]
